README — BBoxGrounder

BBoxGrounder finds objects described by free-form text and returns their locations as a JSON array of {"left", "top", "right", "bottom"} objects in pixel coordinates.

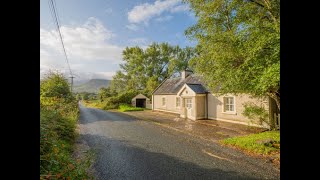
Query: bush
[
  {"left": 119, "top": 104, "right": 144, "bottom": 112},
  {"left": 84, "top": 90, "right": 143, "bottom": 111},
  {"left": 242, "top": 102, "right": 270, "bottom": 127},
  {"left": 40, "top": 71, "right": 72, "bottom": 100},
  {"left": 40, "top": 72, "right": 91, "bottom": 179}
]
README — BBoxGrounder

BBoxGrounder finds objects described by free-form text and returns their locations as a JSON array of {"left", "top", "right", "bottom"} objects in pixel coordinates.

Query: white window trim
[
  {"left": 186, "top": 98, "right": 192, "bottom": 109},
  {"left": 162, "top": 96, "right": 166, "bottom": 107},
  {"left": 176, "top": 97, "right": 181, "bottom": 109},
  {"left": 222, "top": 96, "right": 236, "bottom": 114}
]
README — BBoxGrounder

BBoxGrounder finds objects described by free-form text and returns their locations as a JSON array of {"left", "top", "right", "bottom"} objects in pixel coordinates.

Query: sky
[{"left": 40, "top": 0, "right": 197, "bottom": 81}]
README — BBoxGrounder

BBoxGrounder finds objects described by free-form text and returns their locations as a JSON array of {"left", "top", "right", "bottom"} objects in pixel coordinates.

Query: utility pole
[{"left": 70, "top": 75, "right": 75, "bottom": 93}]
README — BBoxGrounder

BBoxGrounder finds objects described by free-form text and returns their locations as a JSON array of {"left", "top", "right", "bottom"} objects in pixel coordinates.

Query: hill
[{"left": 73, "top": 79, "right": 110, "bottom": 93}]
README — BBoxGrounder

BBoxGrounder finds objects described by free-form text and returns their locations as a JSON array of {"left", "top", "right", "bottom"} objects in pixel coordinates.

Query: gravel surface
[{"left": 77, "top": 103, "right": 280, "bottom": 180}]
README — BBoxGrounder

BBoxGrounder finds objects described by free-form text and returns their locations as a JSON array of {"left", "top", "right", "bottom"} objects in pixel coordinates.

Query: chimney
[{"left": 181, "top": 70, "right": 193, "bottom": 79}]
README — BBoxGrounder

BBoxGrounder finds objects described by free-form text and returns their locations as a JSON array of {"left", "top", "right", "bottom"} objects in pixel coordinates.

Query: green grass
[
  {"left": 118, "top": 104, "right": 144, "bottom": 112},
  {"left": 83, "top": 99, "right": 106, "bottom": 109},
  {"left": 222, "top": 131, "right": 280, "bottom": 155}
]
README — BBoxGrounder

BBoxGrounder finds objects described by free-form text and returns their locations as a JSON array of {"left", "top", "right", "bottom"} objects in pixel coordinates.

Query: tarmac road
[{"left": 77, "top": 103, "right": 279, "bottom": 180}]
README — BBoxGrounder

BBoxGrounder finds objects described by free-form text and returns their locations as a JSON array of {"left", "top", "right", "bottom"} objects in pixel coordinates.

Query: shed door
[{"left": 136, "top": 99, "right": 146, "bottom": 108}]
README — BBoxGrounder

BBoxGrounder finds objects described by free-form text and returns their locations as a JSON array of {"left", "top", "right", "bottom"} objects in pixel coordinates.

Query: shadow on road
[{"left": 78, "top": 133, "right": 261, "bottom": 180}]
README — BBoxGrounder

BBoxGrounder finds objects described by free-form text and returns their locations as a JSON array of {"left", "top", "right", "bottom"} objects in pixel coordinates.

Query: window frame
[
  {"left": 176, "top": 97, "right": 181, "bottom": 108},
  {"left": 162, "top": 96, "right": 166, "bottom": 107},
  {"left": 186, "top": 98, "right": 192, "bottom": 109},
  {"left": 223, "top": 96, "right": 236, "bottom": 114}
]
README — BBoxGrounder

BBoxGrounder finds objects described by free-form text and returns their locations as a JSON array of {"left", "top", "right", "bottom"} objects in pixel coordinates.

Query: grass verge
[
  {"left": 118, "top": 104, "right": 144, "bottom": 112},
  {"left": 221, "top": 131, "right": 280, "bottom": 155}
]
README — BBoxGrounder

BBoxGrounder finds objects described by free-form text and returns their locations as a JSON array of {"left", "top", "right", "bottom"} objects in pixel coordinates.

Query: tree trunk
[{"left": 267, "top": 91, "right": 280, "bottom": 112}]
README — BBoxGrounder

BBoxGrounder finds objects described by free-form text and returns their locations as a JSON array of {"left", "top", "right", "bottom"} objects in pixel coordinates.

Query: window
[
  {"left": 162, "top": 97, "right": 166, "bottom": 106},
  {"left": 176, "top": 97, "right": 180, "bottom": 107},
  {"left": 224, "top": 97, "right": 235, "bottom": 112},
  {"left": 186, "top": 99, "right": 192, "bottom": 108}
]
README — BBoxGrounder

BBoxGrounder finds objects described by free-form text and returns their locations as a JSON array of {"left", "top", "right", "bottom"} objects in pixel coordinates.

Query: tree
[
  {"left": 98, "top": 87, "right": 114, "bottom": 102},
  {"left": 40, "top": 71, "right": 72, "bottom": 99},
  {"left": 111, "top": 42, "right": 194, "bottom": 97},
  {"left": 185, "top": 0, "right": 280, "bottom": 110},
  {"left": 168, "top": 46, "right": 196, "bottom": 74}
]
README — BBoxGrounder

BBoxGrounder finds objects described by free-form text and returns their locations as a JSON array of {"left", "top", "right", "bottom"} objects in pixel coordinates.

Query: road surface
[{"left": 77, "top": 103, "right": 279, "bottom": 180}]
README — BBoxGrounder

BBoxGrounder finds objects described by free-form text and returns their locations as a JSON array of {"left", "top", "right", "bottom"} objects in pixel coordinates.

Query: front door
[{"left": 185, "top": 98, "right": 192, "bottom": 118}]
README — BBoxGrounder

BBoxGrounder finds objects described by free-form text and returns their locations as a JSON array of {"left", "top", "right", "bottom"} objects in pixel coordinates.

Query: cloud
[
  {"left": 126, "top": 24, "right": 140, "bottom": 31},
  {"left": 127, "top": 0, "right": 181, "bottom": 24},
  {"left": 129, "top": 38, "right": 149, "bottom": 45},
  {"left": 155, "top": 15, "right": 173, "bottom": 22},
  {"left": 170, "top": 4, "right": 190, "bottom": 13},
  {"left": 40, "top": 17, "right": 124, "bottom": 80},
  {"left": 72, "top": 71, "right": 116, "bottom": 80},
  {"left": 92, "top": 71, "right": 116, "bottom": 79}
]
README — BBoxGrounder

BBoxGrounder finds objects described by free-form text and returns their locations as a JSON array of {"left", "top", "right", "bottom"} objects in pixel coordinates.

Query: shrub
[
  {"left": 242, "top": 102, "right": 270, "bottom": 127},
  {"left": 119, "top": 104, "right": 144, "bottom": 112},
  {"left": 40, "top": 72, "right": 91, "bottom": 179}
]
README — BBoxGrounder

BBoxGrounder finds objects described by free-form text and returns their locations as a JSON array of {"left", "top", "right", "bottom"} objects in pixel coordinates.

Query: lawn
[
  {"left": 221, "top": 131, "right": 280, "bottom": 155},
  {"left": 118, "top": 104, "right": 144, "bottom": 112}
]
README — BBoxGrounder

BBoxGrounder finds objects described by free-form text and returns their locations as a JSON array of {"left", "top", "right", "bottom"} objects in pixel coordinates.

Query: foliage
[
  {"left": 75, "top": 92, "right": 97, "bottom": 101},
  {"left": 222, "top": 131, "right": 280, "bottom": 155},
  {"left": 40, "top": 72, "right": 92, "bottom": 179},
  {"left": 84, "top": 89, "right": 139, "bottom": 110},
  {"left": 110, "top": 42, "right": 196, "bottom": 97},
  {"left": 242, "top": 102, "right": 270, "bottom": 127},
  {"left": 98, "top": 87, "right": 114, "bottom": 101},
  {"left": 184, "top": 0, "right": 280, "bottom": 110},
  {"left": 119, "top": 104, "right": 144, "bottom": 112},
  {"left": 40, "top": 71, "right": 72, "bottom": 100}
]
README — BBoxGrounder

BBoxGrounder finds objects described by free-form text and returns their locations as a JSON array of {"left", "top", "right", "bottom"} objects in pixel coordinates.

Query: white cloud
[
  {"left": 41, "top": 17, "right": 122, "bottom": 61},
  {"left": 155, "top": 15, "right": 173, "bottom": 22},
  {"left": 72, "top": 71, "right": 116, "bottom": 80},
  {"left": 126, "top": 24, "right": 140, "bottom": 31},
  {"left": 127, "top": 0, "right": 180, "bottom": 24},
  {"left": 40, "top": 17, "right": 124, "bottom": 80},
  {"left": 170, "top": 4, "right": 190, "bottom": 12},
  {"left": 129, "top": 37, "right": 149, "bottom": 45},
  {"left": 92, "top": 71, "right": 116, "bottom": 79}
]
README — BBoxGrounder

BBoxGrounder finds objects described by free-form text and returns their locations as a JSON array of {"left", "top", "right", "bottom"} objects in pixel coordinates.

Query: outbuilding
[{"left": 131, "top": 94, "right": 151, "bottom": 108}]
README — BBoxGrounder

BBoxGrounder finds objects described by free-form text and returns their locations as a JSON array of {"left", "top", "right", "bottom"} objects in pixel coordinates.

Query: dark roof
[
  {"left": 186, "top": 84, "right": 207, "bottom": 94},
  {"left": 153, "top": 74, "right": 208, "bottom": 95}
]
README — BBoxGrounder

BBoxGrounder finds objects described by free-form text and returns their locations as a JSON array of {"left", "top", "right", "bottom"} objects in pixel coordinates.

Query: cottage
[
  {"left": 131, "top": 94, "right": 152, "bottom": 109},
  {"left": 152, "top": 70, "right": 279, "bottom": 128}
]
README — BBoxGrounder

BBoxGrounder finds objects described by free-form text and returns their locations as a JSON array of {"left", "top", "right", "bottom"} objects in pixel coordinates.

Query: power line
[{"left": 48, "top": 0, "right": 75, "bottom": 91}]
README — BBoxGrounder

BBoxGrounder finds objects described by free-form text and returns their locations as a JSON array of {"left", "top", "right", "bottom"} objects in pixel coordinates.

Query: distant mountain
[{"left": 73, "top": 79, "right": 110, "bottom": 93}]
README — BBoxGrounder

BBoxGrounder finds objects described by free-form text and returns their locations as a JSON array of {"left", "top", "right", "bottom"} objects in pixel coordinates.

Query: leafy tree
[
  {"left": 40, "top": 71, "right": 72, "bottom": 99},
  {"left": 81, "top": 92, "right": 89, "bottom": 101},
  {"left": 98, "top": 87, "right": 114, "bottom": 102},
  {"left": 185, "top": 0, "right": 280, "bottom": 110},
  {"left": 111, "top": 42, "right": 195, "bottom": 97},
  {"left": 168, "top": 46, "right": 196, "bottom": 74}
]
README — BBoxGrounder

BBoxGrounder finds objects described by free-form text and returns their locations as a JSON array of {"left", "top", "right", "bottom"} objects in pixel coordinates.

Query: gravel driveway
[{"left": 76, "top": 103, "right": 279, "bottom": 179}]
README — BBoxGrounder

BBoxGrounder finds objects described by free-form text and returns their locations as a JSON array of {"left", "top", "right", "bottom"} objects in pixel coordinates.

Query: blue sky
[{"left": 40, "top": 0, "right": 197, "bottom": 81}]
